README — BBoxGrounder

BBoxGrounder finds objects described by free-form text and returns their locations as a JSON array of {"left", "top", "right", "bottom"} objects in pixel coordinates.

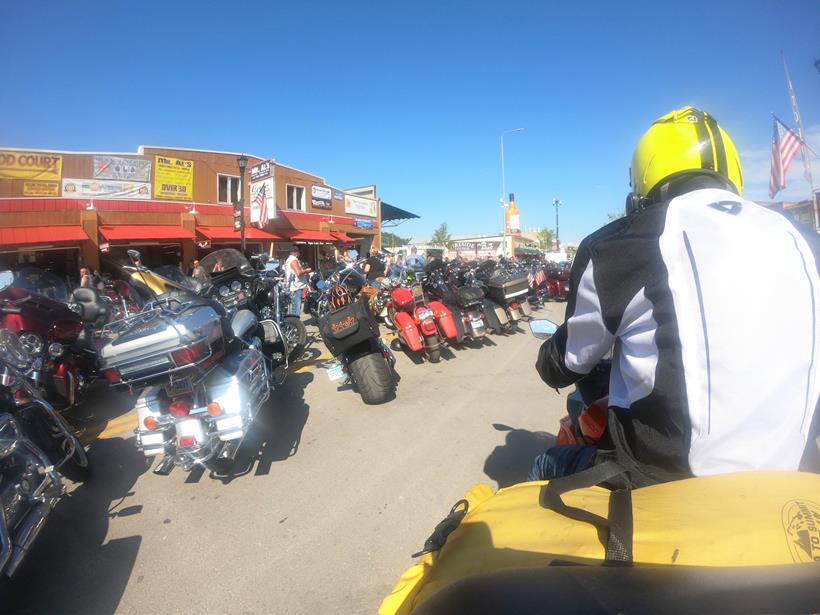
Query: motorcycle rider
[
  {"left": 405, "top": 246, "right": 426, "bottom": 273},
  {"left": 531, "top": 107, "right": 819, "bottom": 487}
]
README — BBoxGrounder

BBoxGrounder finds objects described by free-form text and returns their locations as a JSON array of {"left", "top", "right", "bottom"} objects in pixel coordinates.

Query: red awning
[
  {"left": 331, "top": 232, "right": 355, "bottom": 242},
  {"left": 0, "top": 226, "right": 88, "bottom": 247},
  {"left": 197, "top": 226, "right": 281, "bottom": 241},
  {"left": 98, "top": 225, "right": 195, "bottom": 241},
  {"left": 280, "top": 230, "right": 337, "bottom": 243}
]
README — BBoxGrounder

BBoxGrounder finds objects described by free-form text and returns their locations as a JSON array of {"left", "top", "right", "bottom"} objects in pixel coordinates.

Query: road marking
[
  {"left": 98, "top": 416, "right": 139, "bottom": 439},
  {"left": 293, "top": 352, "right": 333, "bottom": 373},
  {"left": 100, "top": 412, "right": 140, "bottom": 428}
]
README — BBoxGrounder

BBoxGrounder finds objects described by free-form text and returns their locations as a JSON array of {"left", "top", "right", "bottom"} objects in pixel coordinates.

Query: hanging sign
[
  {"left": 311, "top": 185, "right": 332, "bottom": 210},
  {"left": 99, "top": 242, "right": 110, "bottom": 253},
  {"left": 250, "top": 176, "right": 276, "bottom": 224},
  {"left": 62, "top": 178, "right": 151, "bottom": 199},
  {"left": 344, "top": 194, "right": 377, "bottom": 217},
  {"left": 93, "top": 156, "right": 151, "bottom": 181},
  {"left": 352, "top": 217, "right": 374, "bottom": 230},
  {"left": 154, "top": 155, "right": 194, "bottom": 200},
  {"left": 22, "top": 181, "right": 60, "bottom": 196},
  {"left": 250, "top": 160, "right": 272, "bottom": 182},
  {"left": 0, "top": 151, "right": 62, "bottom": 181}
]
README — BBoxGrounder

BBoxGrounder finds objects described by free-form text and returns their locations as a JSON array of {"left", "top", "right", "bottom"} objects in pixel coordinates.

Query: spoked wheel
[{"left": 282, "top": 315, "right": 308, "bottom": 361}]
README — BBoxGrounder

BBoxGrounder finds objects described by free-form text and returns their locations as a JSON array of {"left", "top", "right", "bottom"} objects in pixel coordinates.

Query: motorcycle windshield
[
  {"left": 12, "top": 267, "right": 70, "bottom": 303},
  {"left": 200, "top": 249, "right": 253, "bottom": 280},
  {"left": 0, "top": 329, "right": 31, "bottom": 371}
]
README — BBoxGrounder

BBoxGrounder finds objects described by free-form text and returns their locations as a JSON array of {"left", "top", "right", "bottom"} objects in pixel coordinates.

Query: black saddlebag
[
  {"left": 455, "top": 286, "right": 485, "bottom": 308},
  {"left": 485, "top": 273, "right": 529, "bottom": 303},
  {"left": 318, "top": 299, "right": 380, "bottom": 357}
]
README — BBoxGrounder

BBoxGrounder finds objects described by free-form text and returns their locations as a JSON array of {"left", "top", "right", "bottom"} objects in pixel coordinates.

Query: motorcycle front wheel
[{"left": 282, "top": 315, "right": 308, "bottom": 361}]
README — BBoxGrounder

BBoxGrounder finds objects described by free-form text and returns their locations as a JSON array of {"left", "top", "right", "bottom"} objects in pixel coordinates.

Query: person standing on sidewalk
[{"left": 285, "top": 248, "right": 311, "bottom": 317}]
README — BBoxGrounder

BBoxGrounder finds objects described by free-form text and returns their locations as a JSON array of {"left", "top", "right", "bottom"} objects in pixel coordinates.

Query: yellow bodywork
[{"left": 380, "top": 472, "right": 820, "bottom": 615}]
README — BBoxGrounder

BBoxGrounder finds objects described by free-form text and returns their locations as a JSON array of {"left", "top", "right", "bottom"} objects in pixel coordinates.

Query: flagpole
[{"left": 782, "top": 53, "right": 818, "bottom": 230}]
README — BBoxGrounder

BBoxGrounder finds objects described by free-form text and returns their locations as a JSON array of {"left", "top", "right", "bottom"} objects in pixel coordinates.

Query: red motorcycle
[
  {"left": 0, "top": 267, "right": 109, "bottom": 409},
  {"left": 387, "top": 276, "right": 459, "bottom": 363},
  {"left": 545, "top": 263, "right": 571, "bottom": 301}
]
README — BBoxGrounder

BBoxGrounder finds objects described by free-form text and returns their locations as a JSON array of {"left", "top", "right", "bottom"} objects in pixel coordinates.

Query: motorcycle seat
[{"left": 70, "top": 288, "right": 109, "bottom": 328}]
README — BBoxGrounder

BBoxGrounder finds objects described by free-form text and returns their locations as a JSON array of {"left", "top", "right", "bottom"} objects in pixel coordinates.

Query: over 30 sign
[{"left": 154, "top": 155, "right": 194, "bottom": 200}]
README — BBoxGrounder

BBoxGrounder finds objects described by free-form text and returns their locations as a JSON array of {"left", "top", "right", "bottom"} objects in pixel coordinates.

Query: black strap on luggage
[
  {"left": 411, "top": 499, "right": 470, "bottom": 558},
  {"left": 538, "top": 461, "right": 634, "bottom": 563}
]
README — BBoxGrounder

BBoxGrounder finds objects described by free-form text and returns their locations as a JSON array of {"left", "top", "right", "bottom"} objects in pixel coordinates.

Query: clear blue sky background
[{"left": 2, "top": 0, "right": 819, "bottom": 245}]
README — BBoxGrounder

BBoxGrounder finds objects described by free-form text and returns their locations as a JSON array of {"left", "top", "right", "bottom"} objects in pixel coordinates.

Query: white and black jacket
[{"left": 537, "top": 188, "right": 820, "bottom": 484}]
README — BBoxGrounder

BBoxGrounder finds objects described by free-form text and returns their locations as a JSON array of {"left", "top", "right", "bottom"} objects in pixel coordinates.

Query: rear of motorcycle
[
  {"left": 484, "top": 273, "right": 532, "bottom": 326},
  {"left": 319, "top": 300, "right": 396, "bottom": 404},
  {"left": 99, "top": 302, "right": 269, "bottom": 475}
]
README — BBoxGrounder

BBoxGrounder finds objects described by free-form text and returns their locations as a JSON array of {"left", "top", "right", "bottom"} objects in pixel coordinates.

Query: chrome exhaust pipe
[
  {"left": 153, "top": 455, "right": 175, "bottom": 476},
  {"left": 0, "top": 502, "right": 11, "bottom": 576},
  {"left": 6, "top": 502, "right": 50, "bottom": 577}
]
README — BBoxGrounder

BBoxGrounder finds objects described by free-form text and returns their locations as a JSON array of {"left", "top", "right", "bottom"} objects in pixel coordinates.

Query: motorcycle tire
[
  {"left": 423, "top": 336, "right": 441, "bottom": 363},
  {"left": 59, "top": 456, "right": 91, "bottom": 483},
  {"left": 349, "top": 352, "right": 396, "bottom": 405},
  {"left": 282, "top": 315, "right": 308, "bottom": 361}
]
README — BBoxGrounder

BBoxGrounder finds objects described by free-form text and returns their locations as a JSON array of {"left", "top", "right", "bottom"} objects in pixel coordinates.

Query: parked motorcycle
[
  {"left": 0, "top": 267, "right": 108, "bottom": 409},
  {"left": 99, "top": 250, "right": 279, "bottom": 476},
  {"left": 473, "top": 260, "right": 532, "bottom": 329},
  {"left": 422, "top": 260, "right": 487, "bottom": 344},
  {"left": 318, "top": 286, "right": 397, "bottom": 405},
  {"left": 385, "top": 272, "right": 458, "bottom": 363},
  {"left": 0, "top": 276, "right": 90, "bottom": 582}
]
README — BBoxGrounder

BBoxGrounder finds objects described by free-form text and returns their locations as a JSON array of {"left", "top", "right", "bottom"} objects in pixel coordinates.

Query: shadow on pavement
[
  {"left": 215, "top": 371, "right": 314, "bottom": 483},
  {"left": 5, "top": 437, "right": 152, "bottom": 614},
  {"left": 483, "top": 423, "right": 556, "bottom": 488},
  {"left": 67, "top": 384, "right": 138, "bottom": 444}
]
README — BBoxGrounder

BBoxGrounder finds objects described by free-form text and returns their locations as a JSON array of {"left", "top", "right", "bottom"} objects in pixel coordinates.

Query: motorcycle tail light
[
  {"left": 177, "top": 435, "right": 196, "bottom": 448},
  {"left": 207, "top": 401, "right": 222, "bottom": 417},
  {"left": 144, "top": 416, "right": 159, "bottom": 431},
  {"left": 168, "top": 397, "right": 193, "bottom": 418},
  {"left": 170, "top": 341, "right": 208, "bottom": 366},
  {"left": 102, "top": 368, "right": 122, "bottom": 384}
]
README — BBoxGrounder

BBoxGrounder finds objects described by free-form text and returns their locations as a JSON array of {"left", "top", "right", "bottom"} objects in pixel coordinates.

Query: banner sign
[
  {"left": 333, "top": 191, "right": 344, "bottom": 200},
  {"left": 250, "top": 160, "right": 272, "bottom": 182},
  {"left": 22, "top": 181, "right": 60, "bottom": 196},
  {"left": 0, "top": 151, "right": 62, "bottom": 181},
  {"left": 154, "top": 155, "right": 194, "bottom": 200},
  {"left": 62, "top": 178, "right": 151, "bottom": 199},
  {"left": 453, "top": 240, "right": 502, "bottom": 258},
  {"left": 352, "top": 217, "right": 374, "bottom": 230},
  {"left": 344, "top": 194, "right": 377, "bottom": 218},
  {"left": 311, "top": 185, "right": 332, "bottom": 210},
  {"left": 250, "top": 176, "right": 276, "bottom": 224},
  {"left": 93, "top": 156, "right": 151, "bottom": 181}
]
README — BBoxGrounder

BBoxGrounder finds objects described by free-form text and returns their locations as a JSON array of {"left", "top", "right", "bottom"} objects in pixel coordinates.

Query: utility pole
[{"left": 553, "top": 198, "right": 562, "bottom": 252}]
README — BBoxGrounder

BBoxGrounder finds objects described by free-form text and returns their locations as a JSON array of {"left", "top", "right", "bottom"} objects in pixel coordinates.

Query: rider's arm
[{"left": 536, "top": 238, "right": 616, "bottom": 388}]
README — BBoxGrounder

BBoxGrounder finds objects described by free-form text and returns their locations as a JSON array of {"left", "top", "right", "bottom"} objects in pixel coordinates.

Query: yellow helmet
[{"left": 630, "top": 107, "right": 743, "bottom": 202}]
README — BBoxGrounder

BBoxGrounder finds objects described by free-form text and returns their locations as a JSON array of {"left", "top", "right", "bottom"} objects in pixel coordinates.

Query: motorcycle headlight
[
  {"left": 18, "top": 332, "right": 44, "bottom": 356},
  {"left": 48, "top": 342, "right": 65, "bottom": 358},
  {"left": 230, "top": 280, "right": 242, "bottom": 292},
  {"left": 219, "top": 285, "right": 230, "bottom": 297}
]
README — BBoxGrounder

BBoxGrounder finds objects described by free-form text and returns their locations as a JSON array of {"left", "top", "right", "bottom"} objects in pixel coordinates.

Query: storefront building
[{"left": 0, "top": 146, "right": 395, "bottom": 278}]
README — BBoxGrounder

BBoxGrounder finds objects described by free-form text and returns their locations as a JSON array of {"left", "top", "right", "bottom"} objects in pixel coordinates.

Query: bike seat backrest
[{"left": 70, "top": 288, "right": 109, "bottom": 327}]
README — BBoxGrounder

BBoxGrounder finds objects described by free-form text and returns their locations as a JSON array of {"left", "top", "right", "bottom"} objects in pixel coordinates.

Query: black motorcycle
[
  {"left": 0, "top": 273, "right": 90, "bottom": 582},
  {"left": 422, "top": 259, "right": 489, "bottom": 343}
]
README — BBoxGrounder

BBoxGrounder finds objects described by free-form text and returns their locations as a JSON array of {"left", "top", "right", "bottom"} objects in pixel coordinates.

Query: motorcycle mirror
[
  {"left": 529, "top": 319, "right": 559, "bottom": 340},
  {"left": 127, "top": 249, "right": 142, "bottom": 265},
  {"left": 0, "top": 271, "right": 13, "bottom": 293}
]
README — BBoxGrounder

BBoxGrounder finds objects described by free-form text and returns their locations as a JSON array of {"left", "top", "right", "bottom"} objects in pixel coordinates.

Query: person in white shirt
[{"left": 284, "top": 249, "right": 311, "bottom": 317}]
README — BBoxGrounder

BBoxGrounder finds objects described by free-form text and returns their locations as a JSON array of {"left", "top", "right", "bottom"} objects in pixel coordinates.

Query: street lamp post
[
  {"left": 553, "top": 198, "right": 562, "bottom": 252},
  {"left": 500, "top": 128, "right": 524, "bottom": 258},
  {"left": 236, "top": 154, "right": 248, "bottom": 253}
]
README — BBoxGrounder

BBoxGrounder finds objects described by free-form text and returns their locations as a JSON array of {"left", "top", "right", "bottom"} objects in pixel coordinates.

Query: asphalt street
[{"left": 6, "top": 302, "right": 568, "bottom": 615}]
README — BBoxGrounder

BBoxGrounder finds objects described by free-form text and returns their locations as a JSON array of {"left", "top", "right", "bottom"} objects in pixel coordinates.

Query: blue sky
[{"left": 1, "top": 0, "right": 819, "bottom": 244}]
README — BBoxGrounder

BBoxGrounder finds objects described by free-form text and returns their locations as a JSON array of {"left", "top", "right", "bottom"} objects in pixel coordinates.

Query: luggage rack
[{"left": 100, "top": 298, "right": 195, "bottom": 337}]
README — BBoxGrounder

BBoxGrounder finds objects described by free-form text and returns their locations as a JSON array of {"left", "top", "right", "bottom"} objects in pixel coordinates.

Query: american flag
[
  {"left": 528, "top": 270, "right": 535, "bottom": 288},
  {"left": 254, "top": 183, "right": 269, "bottom": 229},
  {"left": 535, "top": 268, "right": 546, "bottom": 286},
  {"left": 769, "top": 117, "right": 802, "bottom": 198}
]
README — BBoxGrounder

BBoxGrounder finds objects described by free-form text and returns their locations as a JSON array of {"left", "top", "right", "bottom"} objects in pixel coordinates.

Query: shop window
[
  {"left": 218, "top": 175, "right": 241, "bottom": 204},
  {"left": 286, "top": 185, "right": 305, "bottom": 211}
]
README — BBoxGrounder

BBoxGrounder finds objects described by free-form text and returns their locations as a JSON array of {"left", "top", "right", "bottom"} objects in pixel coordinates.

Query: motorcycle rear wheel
[
  {"left": 349, "top": 352, "right": 396, "bottom": 405},
  {"left": 423, "top": 336, "right": 441, "bottom": 363}
]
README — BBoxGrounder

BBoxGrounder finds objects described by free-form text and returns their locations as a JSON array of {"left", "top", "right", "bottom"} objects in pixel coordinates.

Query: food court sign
[
  {"left": 0, "top": 151, "right": 62, "bottom": 181},
  {"left": 154, "top": 155, "right": 194, "bottom": 200}
]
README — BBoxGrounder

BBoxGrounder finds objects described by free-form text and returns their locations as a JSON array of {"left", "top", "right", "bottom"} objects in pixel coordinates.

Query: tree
[
  {"left": 607, "top": 211, "right": 625, "bottom": 221},
  {"left": 430, "top": 222, "right": 452, "bottom": 249},
  {"left": 381, "top": 231, "right": 411, "bottom": 248},
  {"left": 536, "top": 227, "right": 555, "bottom": 251}
]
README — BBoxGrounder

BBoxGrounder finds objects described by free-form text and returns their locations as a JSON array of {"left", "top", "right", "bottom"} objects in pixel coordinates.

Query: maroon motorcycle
[
  {"left": 545, "top": 262, "right": 571, "bottom": 301},
  {"left": 0, "top": 267, "right": 110, "bottom": 409}
]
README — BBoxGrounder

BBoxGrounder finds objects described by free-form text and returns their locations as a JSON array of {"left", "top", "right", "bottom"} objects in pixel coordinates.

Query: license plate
[
  {"left": 327, "top": 363, "right": 346, "bottom": 382},
  {"left": 418, "top": 308, "right": 433, "bottom": 320}
]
